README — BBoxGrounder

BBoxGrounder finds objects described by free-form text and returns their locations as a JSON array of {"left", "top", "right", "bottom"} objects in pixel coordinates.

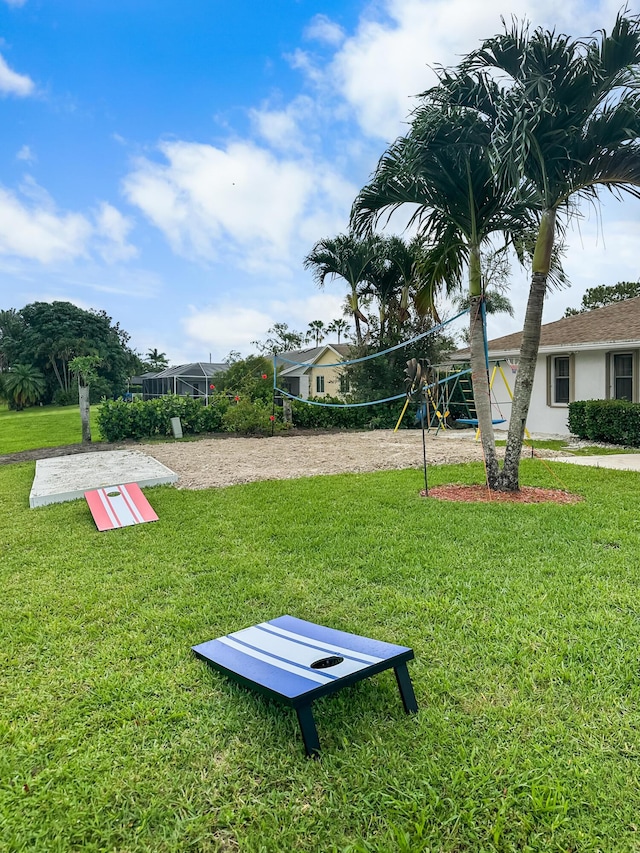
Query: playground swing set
[{"left": 398, "top": 358, "right": 530, "bottom": 441}]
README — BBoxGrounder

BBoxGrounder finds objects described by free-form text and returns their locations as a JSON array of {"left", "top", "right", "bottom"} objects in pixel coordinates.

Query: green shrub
[
  {"left": 222, "top": 398, "right": 285, "bottom": 435},
  {"left": 568, "top": 399, "right": 640, "bottom": 446},
  {"left": 52, "top": 388, "right": 78, "bottom": 407},
  {"left": 290, "top": 395, "right": 406, "bottom": 431},
  {"left": 97, "top": 395, "right": 230, "bottom": 442},
  {"left": 567, "top": 400, "right": 587, "bottom": 437}
]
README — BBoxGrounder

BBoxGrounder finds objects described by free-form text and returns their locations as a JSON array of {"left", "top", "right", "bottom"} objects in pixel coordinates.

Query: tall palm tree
[
  {"left": 303, "top": 235, "right": 377, "bottom": 345},
  {"left": 351, "top": 103, "right": 529, "bottom": 486},
  {"left": 4, "top": 363, "right": 45, "bottom": 410},
  {"left": 306, "top": 320, "right": 326, "bottom": 347},
  {"left": 326, "top": 318, "right": 350, "bottom": 344},
  {"left": 449, "top": 13, "right": 640, "bottom": 489},
  {"left": 146, "top": 347, "right": 169, "bottom": 371}
]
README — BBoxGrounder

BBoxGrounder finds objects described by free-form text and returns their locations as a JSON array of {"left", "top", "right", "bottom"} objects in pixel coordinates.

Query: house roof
[
  {"left": 150, "top": 362, "right": 227, "bottom": 379},
  {"left": 277, "top": 344, "right": 350, "bottom": 377},
  {"left": 448, "top": 296, "right": 640, "bottom": 361}
]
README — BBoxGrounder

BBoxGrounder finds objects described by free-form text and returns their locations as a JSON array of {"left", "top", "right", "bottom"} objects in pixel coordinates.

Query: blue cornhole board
[{"left": 192, "top": 615, "right": 418, "bottom": 757}]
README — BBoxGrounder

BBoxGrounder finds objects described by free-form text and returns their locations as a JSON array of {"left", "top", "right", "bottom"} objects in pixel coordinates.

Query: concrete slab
[
  {"left": 553, "top": 453, "right": 640, "bottom": 473},
  {"left": 30, "top": 449, "right": 178, "bottom": 508}
]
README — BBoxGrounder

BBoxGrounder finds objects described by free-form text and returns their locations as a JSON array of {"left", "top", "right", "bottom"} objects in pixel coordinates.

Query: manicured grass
[
  {"left": 3, "top": 459, "right": 640, "bottom": 851},
  {"left": 0, "top": 405, "right": 102, "bottom": 453}
]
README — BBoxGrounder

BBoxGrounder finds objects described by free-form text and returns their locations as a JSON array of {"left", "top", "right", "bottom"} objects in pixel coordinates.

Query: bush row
[
  {"left": 568, "top": 399, "right": 640, "bottom": 446},
  {"left": 290, "top": 395, "right": 410, "bottom": 431},
  {"left": 97, "top": 395, "right": 286, "bottom": 442},
  {"left": 97, "top": 393, "right": 417, "bottom": 441}
]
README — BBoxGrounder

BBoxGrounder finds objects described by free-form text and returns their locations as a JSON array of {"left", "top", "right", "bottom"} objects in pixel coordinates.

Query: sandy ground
[{"left": 134, "top": 430, "right": 571, "bottom": 490}]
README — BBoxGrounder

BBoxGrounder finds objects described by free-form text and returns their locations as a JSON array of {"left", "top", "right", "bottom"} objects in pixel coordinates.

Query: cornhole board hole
[
  {"left": 192, "top": 615, "right": 417, "bottom": 757},
  {"left": 85, "top": 482, "right": 158, "bottom": 531}
]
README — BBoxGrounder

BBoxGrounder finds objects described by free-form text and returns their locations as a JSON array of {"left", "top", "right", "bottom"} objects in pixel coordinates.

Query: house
[
  {"left": 276, "top": 344, "right": 351, "bottom": 399},
  {"left": 141, "top": 362, "right": 227, "bottom": 401},
  {"left": 447, "top": 297, "right": 640, "bottom": 435}
]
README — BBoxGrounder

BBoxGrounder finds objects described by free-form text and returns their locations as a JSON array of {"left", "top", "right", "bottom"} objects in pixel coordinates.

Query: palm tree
[
  {"left": 351, "top": 103, "right": 529, "bottom": 486},
  {"left": 70, "top": 356, "right": 101, "bottom": 443},
  {"left": 303, "top": 235, "right": 377, "bottom": 345},
  {"left": 326, "top": 318, "right": 350, "bottom": 344},
  {"left": 146, "top": 348, "right": 169, "bottom": 371},
  {"left": 4, "top": 363, "right": 45, "bottom": 410},
  {"left": 450, "top": 13, "right": 640, "bottom": 489},
  {"left": 306, "top": 320, "right": 326, "bottom": 347}
]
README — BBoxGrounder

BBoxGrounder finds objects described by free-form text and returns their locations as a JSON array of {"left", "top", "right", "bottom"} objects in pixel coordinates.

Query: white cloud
[
  {"left": 182, "top": 304, "right": 274, "bottom": 356},
  {"left": 94, "top": 202, "right": 138, "bottom": 263},
  {"left": 0, "top": 186, "right": 91, "bottom": 263},
  {"left": 16, "top": 144, "right": 35, "bottom": 162},
  {"left": 0, "top": 52, "right": 34, "bottom": 97},
  {"left": 123, "top": 140, "right": 357, "bottom": 273},
  {"left": 271, "top": 293, "right": 347, "bottom": 328},
  {"left": 304, "top": 14, "right": 345, "bottom": 46},
  {"left": 0, "top": 181, "right": 138, "bottom": 266},
  {"left": 249, "top": 96, "right": 317, "bottom": 153},
  {"left": 320, "top": 0, "right": 628, "bottom": 140}
]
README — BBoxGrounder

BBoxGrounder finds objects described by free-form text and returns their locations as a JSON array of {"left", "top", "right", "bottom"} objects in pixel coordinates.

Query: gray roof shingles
[{"left": 449, "top": 296, "right": 640, "bottom": 360}]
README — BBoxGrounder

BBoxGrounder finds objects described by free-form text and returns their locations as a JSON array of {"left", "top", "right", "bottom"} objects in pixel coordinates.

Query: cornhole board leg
[
  {"left": 192, "top": 615, "right": 417, "bottom": 757},
  {"left": 85, "top": 482, "right": 159, "bottom": 531},
  {"left": 395, "top": 662, "right": 418, "bottom": 713},
  {"left": 296, "top": 705, "right": 321, "bottom": 758}
]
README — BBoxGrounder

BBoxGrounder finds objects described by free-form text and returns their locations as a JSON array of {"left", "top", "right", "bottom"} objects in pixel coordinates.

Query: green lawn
[
  {"left": 0, "top": 405, "right": 102, "bottom": 454},
  {"left": 3, "top": 458, "right": 640, "bottom": 851}
]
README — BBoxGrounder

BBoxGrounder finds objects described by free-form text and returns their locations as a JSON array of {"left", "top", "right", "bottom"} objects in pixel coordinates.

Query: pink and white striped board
[{"left": 84, "top": 482, "right": 158, "bottom": 531}]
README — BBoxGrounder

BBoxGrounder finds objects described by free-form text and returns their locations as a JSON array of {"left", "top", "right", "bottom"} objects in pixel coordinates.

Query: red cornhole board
[{"left": 85, "top": 483, "right": 158, "bottom": 531}]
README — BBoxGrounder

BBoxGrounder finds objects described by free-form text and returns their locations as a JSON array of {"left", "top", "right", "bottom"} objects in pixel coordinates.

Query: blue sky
[{"left": 0, "top": 0, "right": 638, "bottom": 364}]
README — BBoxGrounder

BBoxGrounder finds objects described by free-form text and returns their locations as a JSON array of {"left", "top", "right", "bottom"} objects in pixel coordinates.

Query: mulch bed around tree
[{"left": 422, "top": 484, "right": 582, "bottom": 504}]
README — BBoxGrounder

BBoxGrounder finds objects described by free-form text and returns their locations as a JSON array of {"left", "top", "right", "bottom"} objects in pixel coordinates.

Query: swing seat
[{"left": 455, "top": 418, "right": 506, "bottom": 426}]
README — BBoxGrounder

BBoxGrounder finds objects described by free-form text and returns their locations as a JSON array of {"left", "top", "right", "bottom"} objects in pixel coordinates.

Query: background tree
[
  {"left": 10, "top": 301, "right": 135, "bottom": 404},
  {"left": 252, "top": 322, "right": 305, "bottom": 355},
  {"left": 0, "top": 308, "right": 24, "bottom": 372},
  {"left": 70, "top": 355, "right": 102, "bottom": 443},
  {"left": 146, "top": 348, "right": 169, "bottom": 371},
  {"left": 326, "top": 318, "right": 350, "bottom": 344},
  {"left": 212, "top": 355, "right": 273, "bottom": 403},
  {"left": 3, "top": 363, "right": 46, "bottom": 410},
  {"left": 565, "top": 281, "right": 640, "bottom": 316},
  {"left": 306, "top": 320, "right": 326, "bottom": 347},
  {"left": 304, "top": 235, "right": 377, "bottom": 345}
]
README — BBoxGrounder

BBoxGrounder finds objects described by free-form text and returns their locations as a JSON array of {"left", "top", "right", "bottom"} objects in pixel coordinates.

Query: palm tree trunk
[
  {"left": 79, "top": 381, "right": 92, "bottom": 443},
  {"left": 350, "top": 288, "right": 363, "bottom": 345},
  {"left": 497, "top": 208, "right": 556, "bottom": 491},
  {"left": 469, "top": 299, "right": 500, "bottom": 488},
  {"left": 467, "top": 244, "right": 500, "bottom": 487}
]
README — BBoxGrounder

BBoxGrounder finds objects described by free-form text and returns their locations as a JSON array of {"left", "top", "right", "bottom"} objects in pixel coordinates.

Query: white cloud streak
[
  {"left": 0, "top": 53, "right": 34, "bottom": 97},
  {"left": 0, "top": 183, "right": 138, "bottom": 265}
]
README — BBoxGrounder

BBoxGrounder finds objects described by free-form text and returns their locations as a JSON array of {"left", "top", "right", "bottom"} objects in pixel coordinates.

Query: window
[
  {"left": 339, "top": 374, "right": 350, "bottom": 393},
  {"left": 316, "top": 375, "right": 325, "bottom": 393},
  {"left": 554, "top": 356, "right": 570, "bottom": 404},
  {"left": 613, "top": 353, "right": 633, "bottom": 401}
]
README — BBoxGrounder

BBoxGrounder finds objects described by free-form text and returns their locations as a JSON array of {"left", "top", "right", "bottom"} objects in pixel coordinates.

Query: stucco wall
[
  {"left": 489, "top": 350, "right": 612, "bottom": 436},
  {"left": 307, "top": 350, "right": 344, "bottom": 397}
]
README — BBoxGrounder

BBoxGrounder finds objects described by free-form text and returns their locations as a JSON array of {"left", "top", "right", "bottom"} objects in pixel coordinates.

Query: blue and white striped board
[{"left": 194, "top": 612, "right": 414, "bottom": 698}]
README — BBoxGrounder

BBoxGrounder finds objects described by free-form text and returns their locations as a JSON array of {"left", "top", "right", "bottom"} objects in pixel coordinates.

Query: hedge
[
  {"left": 290, "top": 396, "right": 413, "bottom": 431},
  {"left": 568, "top": 399, "right": 640, "bottom": 446},
  {"left": 97, "top": 392, "right": 420, "bottom": 442}
]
